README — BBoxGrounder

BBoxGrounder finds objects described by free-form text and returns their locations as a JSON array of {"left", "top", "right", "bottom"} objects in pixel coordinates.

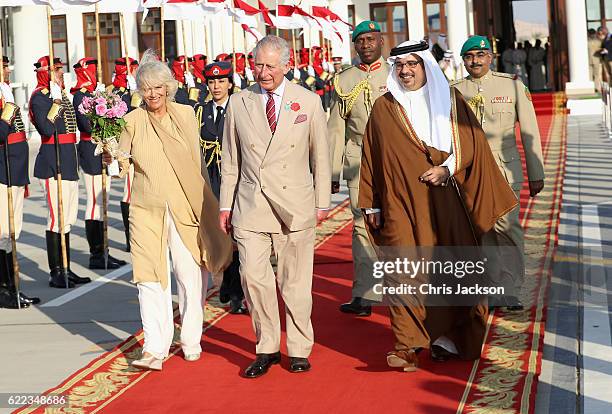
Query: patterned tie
[{"left": 266, "top": 91, "right": 276, "bottom": 134}]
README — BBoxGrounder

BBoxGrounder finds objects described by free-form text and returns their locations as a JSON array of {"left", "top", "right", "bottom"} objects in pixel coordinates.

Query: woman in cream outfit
[{"left": 104, "top": 50, "right": 231, "bottom": 371}]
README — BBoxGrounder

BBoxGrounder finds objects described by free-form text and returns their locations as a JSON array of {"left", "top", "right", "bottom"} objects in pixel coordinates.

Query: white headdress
[{"left": 386, "top": 40, "right": 453, "bottom": 153}]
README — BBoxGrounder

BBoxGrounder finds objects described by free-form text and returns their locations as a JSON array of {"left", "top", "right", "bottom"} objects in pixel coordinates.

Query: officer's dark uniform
[{"left": 199, "top": 61, "right": 246, "bottom": 315}]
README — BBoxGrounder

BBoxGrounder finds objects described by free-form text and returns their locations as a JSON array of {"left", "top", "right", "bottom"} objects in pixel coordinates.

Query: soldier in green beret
[
  {"left": 452, "top": 35, "right": 545, "bottom": 310},
  {"left": 328, "top": 20, "right": 390, "bottom": 316}
]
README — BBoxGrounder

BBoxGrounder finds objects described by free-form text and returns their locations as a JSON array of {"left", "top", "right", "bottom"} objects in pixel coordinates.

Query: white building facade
[{"left": 0, "top": 0, "right": 597, "bottom": 122}]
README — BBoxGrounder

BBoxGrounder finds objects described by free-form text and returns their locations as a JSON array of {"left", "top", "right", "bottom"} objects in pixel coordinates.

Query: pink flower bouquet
[{"left": 78, "top": 91, "right": 129, "bottom": 161}]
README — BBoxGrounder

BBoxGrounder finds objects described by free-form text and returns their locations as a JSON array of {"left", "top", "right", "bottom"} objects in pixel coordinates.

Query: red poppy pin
[{"left": 291, "top": 102, "right": 301, "bottom": 111}]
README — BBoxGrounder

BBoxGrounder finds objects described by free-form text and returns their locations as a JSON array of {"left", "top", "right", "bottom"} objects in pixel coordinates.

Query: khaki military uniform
[
  {"left": 452, "top": 71, "right": 544, "bottom": 298},
  {"left": 328, "top": 57, "right": 389, "bottom": 301}
]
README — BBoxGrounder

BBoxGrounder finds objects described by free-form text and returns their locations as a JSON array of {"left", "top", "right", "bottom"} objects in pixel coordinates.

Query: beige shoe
[
  {"left": 184, "top": 353, "right": 201, "bottom": 362},
  {"left": 132, "top": 353, "right": 163, "bottom": 371}
]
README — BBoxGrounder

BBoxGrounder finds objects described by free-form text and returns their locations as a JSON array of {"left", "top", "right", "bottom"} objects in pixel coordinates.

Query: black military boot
[
  {"left": 86, "top": 220, "right": 122, "bottom": 270},
  {"left": 96, "top": 220, "right": 127, "bottom": 267},
  {"left": 46, "top": 231, "right": 74, "bottom": 289},
  {"left": 64, "top": 232, "right": 91, "bottom": 285},
  {"left": 0, "top": 250, "right": 30, "bottom": 309},
  {"left": 120, "top": 202, "right": 131, "bottom": 252},
  {"left": 4, "top": 250, "right": 40, "bottom": 304}
]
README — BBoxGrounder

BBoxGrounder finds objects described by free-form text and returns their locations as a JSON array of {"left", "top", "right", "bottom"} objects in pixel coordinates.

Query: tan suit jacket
[{"left": 220, "top": 80, "right": 331, "bottom": 232}]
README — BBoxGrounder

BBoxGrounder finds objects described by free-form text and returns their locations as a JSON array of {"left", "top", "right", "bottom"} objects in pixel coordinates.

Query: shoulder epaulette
[
  {"left": 41, "top": 88, "right": 49, "bottom": 95},
  {"left": 120, "top": 86, "right": 126, "bottom": 92},
  {"left": 336, "top": 65, "right": 356, "bottom": 77},
  {"left": 80, "top": 87, "right": 87, "bottom": 93},
  {"left": 492, "top": 72, "right": 515, "bottom": 80},
  {"left": 449, "top": 78, "right": 466, "bottom": 87}
]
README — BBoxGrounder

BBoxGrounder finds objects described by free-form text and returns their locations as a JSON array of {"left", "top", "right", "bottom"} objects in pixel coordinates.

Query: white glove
[
  {"left": 293, "top": 68, "right": 301, "bottom": 80},
  {"left": 328, "top": 62, "right": 335, "bottom": 73},
  {"left": 50, "top": 82, "right": 63, "bottom": 101},
  {"left": 307, "top": 65, "right": 316, "bottom": 78},
  {"left": 0, "top": 83, "right": 15, "bottom": 103},
  {"left": 184, "top": 71, "right": 196, "bottom": 88},
  {"left": 233, "top": 72, "right": 243, "bottom": 88},
  {"left": 95, "top": 82, "right": 106, "bottom": 92},
  {"left": 245, "top": 67, "right": 255, "bottom": 82},
  {"left": 127, "top": 75, "right": 137, "bottom": 91},
  {"left": 322, "top": 60, "right": 329, "bottom": 72}
]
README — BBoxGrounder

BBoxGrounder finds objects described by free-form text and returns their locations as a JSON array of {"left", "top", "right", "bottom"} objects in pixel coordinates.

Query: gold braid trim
[
  {"left": 200, "top": 139, "right": 222, "bottom": 169},
  {"left": 195, "top": 105, "right": 204, "bottom": 137},
  {"left": 467, "top": 94, "right": 485, "bottom": 125},
  {"left": 332, "top": 74, "right": 373, "bottom": 120}
]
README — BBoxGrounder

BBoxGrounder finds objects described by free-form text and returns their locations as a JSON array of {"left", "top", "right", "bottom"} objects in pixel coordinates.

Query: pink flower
[
  {"left": 116, "top": 101, "right": 128, "bottom": 117},
  {"left": 95, "top": 97, "right": 107, "bottom": 106},
  {"left": 95, "top": 104, "right": 107, "bottom": 116}
]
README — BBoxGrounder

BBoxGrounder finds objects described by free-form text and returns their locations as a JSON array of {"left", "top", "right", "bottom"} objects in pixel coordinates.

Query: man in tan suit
[
  {"left": 328, "top": 21, "right": 390, "bottom": 316},
  {"left": 452, "top": 36, "right": 544, "bottom": 310},
  {"left": 220, "top": 35, "right": 331, "bottom": 378}
]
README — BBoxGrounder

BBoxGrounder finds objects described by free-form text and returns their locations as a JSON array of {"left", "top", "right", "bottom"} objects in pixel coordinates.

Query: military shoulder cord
[
  {"left": 466, "top": 94, "right": 485, "bottom": 125},
  {"left": 332, "top": 74, "right": 373, "bottom": 120},
  {"left": 196, "top": 105, "right": 222, "bottom": 170}
]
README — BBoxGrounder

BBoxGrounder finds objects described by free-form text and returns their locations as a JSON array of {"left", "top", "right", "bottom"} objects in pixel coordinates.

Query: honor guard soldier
[
  {"left": 109, "top": 57, "right": 140, "bottom": 251},
  {"left": 30, "top": 56, "right": 89, "bottom": 288},
  {"left": 0, "top": 56, "right": 40, "bottom": 308},
  {"left": 246, "top": 52, "right": 256, "bottom": 86},
  {"left": 311, "top": 46, "right": 331, "bottom": 109},
  {"left": 72, "top": 57, "right": 127, "bottom": 270},
  {"left": 222, "top": 53, "right": 248, "bottom": 91},
  {"left": 171, "top": 55, "right": 191, "bottom": 105},
  {"left": 189, "top": 54, "right": 209, "bottom": 105},
  {"left": 452, "top": 36, "right": 545, "bottom": 310},
  {"left": 328, "top": 21, "right": 389, "bottom": 316},
  {"left": 200, "top": 61, "right": 246, "bottom": 314}
]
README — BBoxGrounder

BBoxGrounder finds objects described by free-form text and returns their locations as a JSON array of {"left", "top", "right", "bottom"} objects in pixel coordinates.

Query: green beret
[
  {"left": 460, "top": 36, "right": 491, "bottom": 56},
  {"left": 352, "top": 21, "right": 381, "bottom": 42}
]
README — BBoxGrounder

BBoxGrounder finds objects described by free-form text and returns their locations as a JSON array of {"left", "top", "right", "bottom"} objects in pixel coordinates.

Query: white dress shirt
[{"left": 212, "top": 98, "right": 229, "bottom": 122}]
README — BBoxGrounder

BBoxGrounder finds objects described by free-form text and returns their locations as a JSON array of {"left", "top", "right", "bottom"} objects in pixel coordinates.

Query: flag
[
  {"left": 257, "top": 0, "right": 274, "bottom": 27},
  {"left": 311, "top": 6, "right": 343, "bottom": 42},
  {"left": 275, "top": 5, "right": 313, "bottom": 30},
  {"left": 242, "top": 23, "right": 263, "bottom": 41},
  {"left": 233, "top": 0, "right": 259, "bottom": 15}
]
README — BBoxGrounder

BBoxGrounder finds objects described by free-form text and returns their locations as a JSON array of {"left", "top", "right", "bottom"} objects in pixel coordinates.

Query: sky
[{"left": 512, "top": 0, "right": 549, "bottom": 25}]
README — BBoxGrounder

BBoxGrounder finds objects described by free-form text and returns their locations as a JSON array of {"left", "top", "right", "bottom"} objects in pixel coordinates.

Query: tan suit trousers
[
  {"left": 234, "top": 225, "right": 315, "bottom": 358},
  {"left": 348, "top": 186, "right": 379, "bottom": 301}
]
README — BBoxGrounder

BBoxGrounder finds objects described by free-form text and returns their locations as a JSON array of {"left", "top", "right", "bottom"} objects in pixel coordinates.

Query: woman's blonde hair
[{"left": 135, "top": 49, "right": 178, "bottom": 101}]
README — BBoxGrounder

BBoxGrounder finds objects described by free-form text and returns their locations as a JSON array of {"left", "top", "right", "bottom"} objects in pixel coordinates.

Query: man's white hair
[
  {"left": 252, "top": 35, "right": 290, "bottom": 66},
  {"left": 135, "top": 49, "right": 178, "bottom": 101}
]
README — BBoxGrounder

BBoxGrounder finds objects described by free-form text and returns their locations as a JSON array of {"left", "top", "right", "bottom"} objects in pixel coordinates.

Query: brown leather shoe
[{"left": 386, "top": 349, "right": 418, "bottom": 372}]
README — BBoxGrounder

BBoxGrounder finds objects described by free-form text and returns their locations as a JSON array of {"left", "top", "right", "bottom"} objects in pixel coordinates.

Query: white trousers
[
  {"left": 137, "top": 209, "right": 207, "bottom": 359},
  {"left": 83, "top": 172, "right": 111, "bottom": 221},
  {"left": 0, "top": 184, "right": 25, "bottom": 252},
  {"left": 122, "top": 165, "right": 134, "bottom": 203},
  {"left": 42, "top": 178, "right": 78, "bottom": 233}
]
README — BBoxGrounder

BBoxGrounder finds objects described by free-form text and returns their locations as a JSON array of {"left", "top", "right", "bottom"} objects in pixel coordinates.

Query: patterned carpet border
[
  {"left": 457, "top": 93, "right": 567, "bottom": 414},
  {"left": 14, "top": 199, "right": 353, "bottom": 414}
]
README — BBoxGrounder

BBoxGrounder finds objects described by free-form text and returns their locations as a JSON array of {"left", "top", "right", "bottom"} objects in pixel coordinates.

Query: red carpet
[{"left": 16, "top": 95, "right": 567, "bottom": 414}]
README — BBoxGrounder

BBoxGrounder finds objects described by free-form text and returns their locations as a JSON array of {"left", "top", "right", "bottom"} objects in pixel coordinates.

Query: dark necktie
[
  {"left": 266, "top": 91, "right": 276, "bottom": 134},
  {"left": 215, "top": 106, "right": 224, "bottom": 132}
]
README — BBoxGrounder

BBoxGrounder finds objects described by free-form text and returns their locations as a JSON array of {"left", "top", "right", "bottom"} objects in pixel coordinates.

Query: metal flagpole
[
  {"left": 47, "top": 5, "right": 70, "bottom": 289},
  {"left": 95, "top": 3, "right": 109, "bottom": 270},
  {"left": 0, "top": 18, "right": 22, "bottom": 307}
]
